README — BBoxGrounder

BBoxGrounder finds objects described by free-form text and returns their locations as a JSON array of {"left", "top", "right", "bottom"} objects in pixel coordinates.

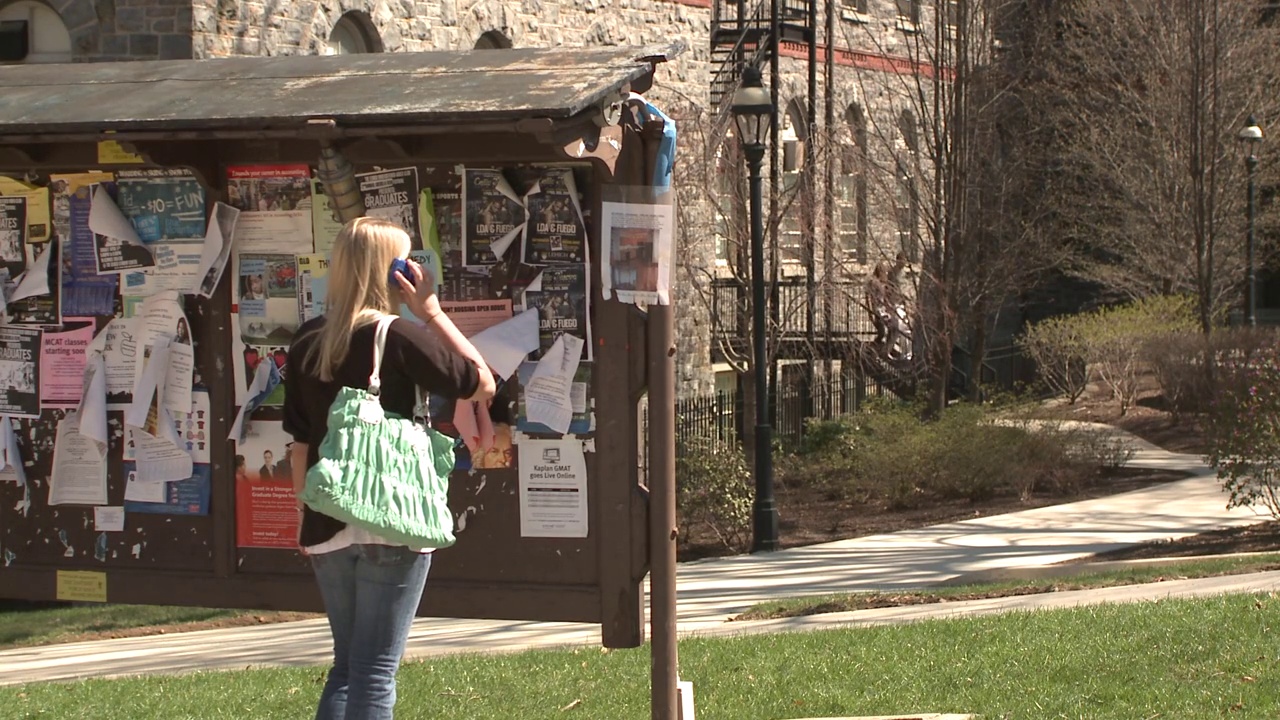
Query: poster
[
  {"left": 234, "top": 421, "right": 300, "bottom": 548},
  {"left": 235, "top": 253, "right": 298, "bottom": 345},
  {"left": 518, "top": 265, "right": 592, "bottom": 361},
  {"left": 518, "top": 437, "right": 589, "bottom": 538},
  {"left": 438, "top": 298, "right": 513, "bottom": 337},
  {"left": 0, "top": 196, "right": 27, "bottom": 284},
  {"left": 524, "top": 169, "right": 586, "bottom": 265},
  {"left": 114, "top": 168, "right": 206, "bottom": 243},
  {"left": 58, "top": 177, "right": 119, "bottom": 317},
  {"left": 48, "top": 414, "right": 108, "bottom": 506},
  {"left": 0, "top": 176, "right": 51, "bottom": 243},
  {"left": 518, "top": 361, "right": 592, "bottom": 435},
  {"left": 296, "top": 253, "right": 328, "bottom": 322},
  {"left": 358, "top": 166, "right": 422, "bottom": 249},
  {"left": 240, "top": 342, "right": 287, "bottom": 407},
  {"left": 225, "top": 164, "right": 313, "bottom": 251},
  {"left": 121, "top": 238, "right": 203, "bottom": 297},
  {"left": 40, "top": 319, "right": 95, "bottom": 408},
  {"left": 7, "top": 238, "right": 62, "bottom": 326},
  {"left": 462, "top": 168, "right": 524, "bottom": 265},
  {"left": 309, "top": 178, "right": 345, "bottom": 255},
  {"left": 123, "top": 462, "right": 211, "bottom": 516},
  {"left": 600, "top": 200, "right": 674, "bottom": 305},
  {"left": 0, "top": 325, "right": 41, "bottom": 417},
  {"left": 129, "top": 289, "right": 191, "bottom": 396},
  {"left": 91, "top": 184, "right": 156, "bottom": 275},
  {"left": 98, "top": 315, "right": 139, "bottom": 407}
]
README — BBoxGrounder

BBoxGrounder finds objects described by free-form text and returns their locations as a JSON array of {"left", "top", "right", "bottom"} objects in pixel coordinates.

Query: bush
[
  {"left": 1206, "top": 341, "right": 1280, "bottom": 519},
  {"left": 791, "top": 401, "right": 1111, "bottom": 508},
  {"left": 676, "top": 435, "right": 753, "bottom": 552},
  {"left": 1018, "top": 316, "right": 1089, "bottom": 404},
  {"left": 1147, "top": 326, "right": 1279, "bottom": 416},
  {"left": 1019, "top": 295, "right": 1198, "bottom": 414}
]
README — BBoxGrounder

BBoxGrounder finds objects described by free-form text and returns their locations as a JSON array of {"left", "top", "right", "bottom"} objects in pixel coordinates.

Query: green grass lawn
[
  {"left": 4, "top": 594, "right": 1279, "bottom": 719},
  {"left": 0, "top": 604, "right": 304, "bottom": 650},
  {"left": 738, "top": 553, "right": 1280, "bottom": 619}
]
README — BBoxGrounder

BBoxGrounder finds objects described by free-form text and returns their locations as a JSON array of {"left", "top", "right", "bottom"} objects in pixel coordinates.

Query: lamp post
[
  {"left": 732, "top": 66, "right": 778, "bottom": 553},
  {"left": 1239, "top": 116, "right": 1263, "bottom": 326}
]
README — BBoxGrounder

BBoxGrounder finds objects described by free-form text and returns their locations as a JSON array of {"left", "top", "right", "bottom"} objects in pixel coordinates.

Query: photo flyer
[
  {"left": 357, "top": 166, "right": 423, "bottom": 250},
  {"left": 0, "top": 325, "right": 41, "bottom": 418},
  {"left": 235, "top": 253, "right": 299, "bottom": 345},
  {"left": 523, "top": 169, "right": 586, "bottom": 265},
  {"left": 57, "top": 176, "right": 119, "bottom": 317},
  {"left": 518, "top": 264, "right": 591, "bottom": 362},
  {"left": 225, "top": 164, "right": 313, "bottom": 252},
  {"left": 462, "top": 168, "right": 524, "bottom": 266},
  {"left": 114, "top": 168, "right": 206, "bottom": 243}
]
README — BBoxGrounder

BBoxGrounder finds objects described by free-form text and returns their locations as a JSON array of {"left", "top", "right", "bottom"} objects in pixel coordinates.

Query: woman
[{"left": 283, "top": 217, "right": 495, "bottom": 720}]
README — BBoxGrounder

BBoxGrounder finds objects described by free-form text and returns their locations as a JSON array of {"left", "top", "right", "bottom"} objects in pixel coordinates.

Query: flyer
[
  {"left": 524, "top": 169, "right": 586, "bottom": 265},
  {"left": 59, "top": 178, "right": 119, "bottom": 317},
  {"left": 123, "top": 462, "right": 211, "bottom": 516},
  {"left": 518, "top": 437, "right": 589, "bottom": 538},
  {"left": 128, "top": 289, "right": 191, "bottom": 397},
  {"left": 225, "top": 164, "right": 313, "bottom": 252},
  {"left": 296, "top": 253, "right": 329, "bottom": 322},
  {"left": 114, "top": 168, "right": 206, "bottom": 242},
  {"left": 0, "top": 196, "right": 27, "bottom": 284},
  {"left": 0, "top": 325, "right": 41, "bottom": 417},
  {"left": 121, "top": 237, "right": 203, "bottom": 297},
  {"left": 0, "top": 176, "right": 51, "bottom": 243},
  {"left": 518, "top": 361, "right": 592, "bottom": 435},
  {"left": 518, "top": 265, "right": 592, "bottom": 361},
  {"left": 97, "top": 315, "right": 139, "bottom": 407},
  {"left": 40, "top": 319, "right": 95, "bottom": 408},
  {"left": 600, "top": 200, "right": 674, "bottom": 305},
  {"left": 124, "top": 390, "right": 211, "bottom": 465},
  {"left": 235, "top": 253, "right": 298, "bottom": 344},
  {"left": 309, "top": 178, "right": 345, "bottom": 255},
  {"left": 358, "top": 166, "right": 422, "bottom": 249},
  {"left": 234, "top": 420, "right": 300, "bottom": 548},
  {"left": 48, "top": 414, "right": 109, "bottom": 506},
  {"left": 439, "top": 298, "right": 513, "bottom": 337},
  {"left": 462, "top": 168, "right": 524, "bottom": 265},
  {"left": 90, "top": 184, "right": 156, "bottom": 275}
]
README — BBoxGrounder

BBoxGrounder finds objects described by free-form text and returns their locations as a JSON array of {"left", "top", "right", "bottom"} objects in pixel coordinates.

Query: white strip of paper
[
  {"left": 523, "top": 333, "right": 584, "bottom": 435},
  {"left": 76, "top": 353, "right": 109, "bottom": 455},
  {"left": 195, "top": 201, "right": 240, "bottom": 298},
  {"left": 48, "top": 412, "right": 108, "bottom": 506},
  {"left": 8, "top": 240, "right": 52, "bottom": 303},
  {"left": 89, "top": 184, "right": 146, "bottom": 248},
  {"left": 0, "top": 416, "right": 25, "bottom": 485}
]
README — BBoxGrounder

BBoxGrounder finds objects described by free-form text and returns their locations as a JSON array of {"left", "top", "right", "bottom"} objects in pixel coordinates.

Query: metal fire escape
[{"left": 708, "top": 0, "right": 812, "bottom": 140}]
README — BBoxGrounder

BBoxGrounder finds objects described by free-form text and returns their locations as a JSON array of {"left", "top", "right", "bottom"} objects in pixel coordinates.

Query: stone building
[{"left": 0, "top": 0, "right": 942, "bottom": 397}]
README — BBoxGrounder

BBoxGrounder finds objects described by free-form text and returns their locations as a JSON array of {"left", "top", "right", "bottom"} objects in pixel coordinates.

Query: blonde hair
[{"left": 300, "top": 217, "right": 410, "bottom": 382}]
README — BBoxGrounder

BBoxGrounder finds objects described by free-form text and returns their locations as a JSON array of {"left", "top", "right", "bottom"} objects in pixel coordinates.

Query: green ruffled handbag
[{"left": 299, "top": 315, "right": 458, "bottom": 550}]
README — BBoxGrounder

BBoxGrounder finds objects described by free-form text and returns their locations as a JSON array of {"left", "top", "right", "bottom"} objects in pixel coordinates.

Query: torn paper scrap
[
  {"left": 470, "top": 309, "right": 540, "bottom": 380},
  {"left": 522, "top": 334, "right": 584, "bottom": 435},
  {"left": 195, "top": 201, "right": 240, "bottom": 298},
  {"left": 9, "top": 240, "right": 52, "bottom": 302},
  {"left": 48, "top": 413, "right": 108, "bottom": 506},
  {"left": 0, "top": 416, "right": 25, "bottom": 485}
]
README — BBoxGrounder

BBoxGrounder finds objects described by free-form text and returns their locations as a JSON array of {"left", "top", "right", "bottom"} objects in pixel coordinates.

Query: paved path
[{"left": 0, "top": 424, "right": 1270, "bottom": 686}]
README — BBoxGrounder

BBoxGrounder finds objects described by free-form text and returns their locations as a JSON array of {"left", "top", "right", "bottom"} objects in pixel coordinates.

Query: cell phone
[{"left": 389, "top": 258, "right": 414, "bottom": 288}]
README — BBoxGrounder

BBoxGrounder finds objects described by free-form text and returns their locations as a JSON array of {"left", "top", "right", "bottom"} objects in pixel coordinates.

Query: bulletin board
[{"left": 0, "top": 47, "right": 672, "bottom": 649}]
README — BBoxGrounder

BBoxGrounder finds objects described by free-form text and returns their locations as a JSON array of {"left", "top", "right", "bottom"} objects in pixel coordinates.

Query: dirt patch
[
  {"left": 35, "top": 611, "right": 322, "bottom": 647},
  {"left": 1079, "top": 520, "right": 1280, "bottom": 562}
]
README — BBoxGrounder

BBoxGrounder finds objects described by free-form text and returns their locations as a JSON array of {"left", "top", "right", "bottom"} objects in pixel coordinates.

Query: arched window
[
  {"left": 840, "top": 104, "right": 870, "bottom": 263},
  {"left": 474, "top": 30, "right": 512, "bottom": 49},
  {"left": 0, "top": 1, "right": 71, "bottom": 64},
  {"left": 328, "top": 11, "right": 382, "bottom": 55},
  {"left": 713, "top": 130, "right": 744, "bottom": 265}
]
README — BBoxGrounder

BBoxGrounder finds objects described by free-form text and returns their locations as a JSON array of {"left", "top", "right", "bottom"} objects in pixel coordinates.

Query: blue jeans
[{"left": 310, "top": 545, "right": 432, "bottom": 720}]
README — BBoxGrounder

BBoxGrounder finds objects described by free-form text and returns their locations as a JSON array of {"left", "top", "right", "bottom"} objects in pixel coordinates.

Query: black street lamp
[
  {"left": 731, "top": 66, "right": 778, "bottom": 553},
  {"left": 1240, "top": 116, "right": 1263, "bottom": 326}
]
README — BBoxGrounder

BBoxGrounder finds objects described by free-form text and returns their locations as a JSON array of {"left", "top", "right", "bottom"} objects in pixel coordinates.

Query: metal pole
[
  {"left": 1246, "top": 152, "right": 1258, "bottom": 327},
  {"left": 648, "top": 299, "right": 679, "bottom": 720},
  {"left": 748, "top": 146, "right": 778, "bottom": 553}
]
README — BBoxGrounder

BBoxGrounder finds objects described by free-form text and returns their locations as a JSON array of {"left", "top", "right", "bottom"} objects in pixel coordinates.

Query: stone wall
[{"left": 50, "top": 0, "right": 193, "bottom": 60}]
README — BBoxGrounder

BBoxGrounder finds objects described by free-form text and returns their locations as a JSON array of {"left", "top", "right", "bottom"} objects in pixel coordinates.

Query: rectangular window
[
  {"left": 946, "top": 0, "right": 960, "bottom": 27},
  {"left": 896, "top": 0, "right": 920, "bottom": 24},
  {"left": 896, "top": 164, "right": 920, "bottom": 262},
  {"left": 843, "top": 0, "right": 869, "bottom": 12},
  {"left": 838, "top": 175, "right": 868, "bottom": 263}
]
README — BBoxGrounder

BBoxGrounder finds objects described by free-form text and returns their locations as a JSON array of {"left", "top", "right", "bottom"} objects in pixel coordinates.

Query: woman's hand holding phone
[{"left": 393, "top": 258, "right": 442, "bottom": 324}]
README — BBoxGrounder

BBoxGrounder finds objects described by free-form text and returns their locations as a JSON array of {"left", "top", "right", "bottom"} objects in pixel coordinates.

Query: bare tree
[{"left": 1023, "top": 0, "right": 1280, "bottom": 331}]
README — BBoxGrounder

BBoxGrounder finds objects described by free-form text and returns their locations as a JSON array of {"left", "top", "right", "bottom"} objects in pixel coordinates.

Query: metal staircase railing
[{"left": 708, "top": 0, "right": 772, "bottom": 144}]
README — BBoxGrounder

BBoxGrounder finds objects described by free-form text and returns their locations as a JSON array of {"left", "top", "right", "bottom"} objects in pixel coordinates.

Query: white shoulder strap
[{"left": 368, "top": 315, "right": 395, "bottom": 395}]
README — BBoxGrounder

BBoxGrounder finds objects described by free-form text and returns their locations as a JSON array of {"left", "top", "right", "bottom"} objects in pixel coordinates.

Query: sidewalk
[{"left": 0, "top": 424, "right": 1269, "bottom": 686}]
